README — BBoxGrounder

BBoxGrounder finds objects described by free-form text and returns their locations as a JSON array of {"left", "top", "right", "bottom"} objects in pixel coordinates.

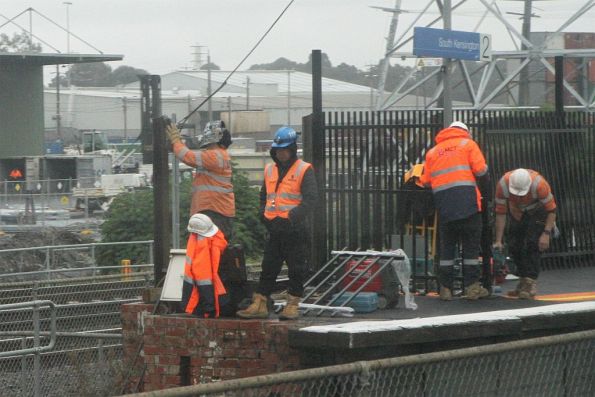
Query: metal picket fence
[{"left": 126, "top": 329, "right": 595, "bottom": 397}]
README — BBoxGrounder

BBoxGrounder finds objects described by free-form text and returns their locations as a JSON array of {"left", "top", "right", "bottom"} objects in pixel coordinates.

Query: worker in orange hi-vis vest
[
  {"left": 9, "top": 169, "right": 23, "bottom": 179},
  {"left": 181, "top": 213, "right": 229, "bottom": 318},
  {"left": 493, "top": 168, "right": 557, "bottom": 300},
  {"left": 166, "top": 120, "right": 235, "bottom": 241},
  {"left": 237, "top": 126, "right": 318, "bottom": 321},
  {"left": 420, "top": 121, "right": 492, "bottom": 301}
]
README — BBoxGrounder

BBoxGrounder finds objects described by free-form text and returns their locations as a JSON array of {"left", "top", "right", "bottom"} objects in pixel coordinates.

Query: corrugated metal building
[{"left": 43, "top": 70, "right": 420, "bottom": 143}]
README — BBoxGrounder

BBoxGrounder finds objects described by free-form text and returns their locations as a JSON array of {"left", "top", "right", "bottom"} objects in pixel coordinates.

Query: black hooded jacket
[{"left": 259, "top": 144, "right": 318, "bottom": 232}]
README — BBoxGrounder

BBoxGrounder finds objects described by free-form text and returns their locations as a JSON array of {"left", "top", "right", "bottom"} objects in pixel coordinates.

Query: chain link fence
[
  {"left": 126, "top": 330, "right": 595, "bottom": 397},
  {"left": 0, "top": 301, "right": 124, "bottom": 397},
  {"left": 0, "top": 241, "right": 155, "bottom": 396}
]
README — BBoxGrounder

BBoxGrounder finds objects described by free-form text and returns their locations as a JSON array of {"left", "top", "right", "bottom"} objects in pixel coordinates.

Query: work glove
[{"left": 166, "top": 123, "right": 181, "bottom": 145}]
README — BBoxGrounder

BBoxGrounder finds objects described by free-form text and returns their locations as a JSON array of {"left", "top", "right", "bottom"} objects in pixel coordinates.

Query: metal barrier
[
  {"left": 125, "top": 329, "right": 595, "bottom": 397},
  {"left": 309, "top": 110, "right": 595, "bottom": 287},
  {"left": 0, "top": 327, "right": 123, "bottom": 397},
  {"left": 0, "top": 240, "right": 154, "bottom": 281},
  {"left": 0, "top": 249, "right": 153, "bottom": 396},
  {"left": 0, "top": 291, "right": 142, "bottom": 396}
]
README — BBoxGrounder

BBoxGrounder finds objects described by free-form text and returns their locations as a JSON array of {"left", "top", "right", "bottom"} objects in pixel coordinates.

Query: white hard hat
[
  {"left": 187, "top": 213, "right": 219, "bottom": 237},
  {"left": 509, "top": 168, "right": 532, "bottom": 196},
  {"left": 449, "top": 121, "right": 469, "bottom": 131}
]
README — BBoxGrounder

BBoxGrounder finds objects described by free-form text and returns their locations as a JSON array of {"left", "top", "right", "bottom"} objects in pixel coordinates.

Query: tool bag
[{"left": 218, "top": 244, "right": 250, "bottom": 316}]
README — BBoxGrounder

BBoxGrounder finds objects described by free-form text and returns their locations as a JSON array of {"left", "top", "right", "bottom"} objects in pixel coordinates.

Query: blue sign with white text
[{"left": 413, "top": 27, "right": 489, "bottom": 61}]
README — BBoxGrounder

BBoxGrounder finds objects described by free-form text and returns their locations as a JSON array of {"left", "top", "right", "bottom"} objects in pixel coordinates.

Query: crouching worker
[
  {"left": 493, "top": 168, "right": 557, "bottom": 299},
  {"left": 237, "top": 127, "right": 318, "bottom": 320},
  {"left": 181, "top": 214, "right": 229, "bottom": 318}
]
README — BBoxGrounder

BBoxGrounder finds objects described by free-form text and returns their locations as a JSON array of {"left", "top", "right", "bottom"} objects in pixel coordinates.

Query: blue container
[{"left": 331, "top": 292, "right": 379, "bottom": 313}]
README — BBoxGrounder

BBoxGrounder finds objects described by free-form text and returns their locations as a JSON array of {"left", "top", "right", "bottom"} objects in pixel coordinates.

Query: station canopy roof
[{"left": 0, "top": 51, "right": 123, "bottom": 66}]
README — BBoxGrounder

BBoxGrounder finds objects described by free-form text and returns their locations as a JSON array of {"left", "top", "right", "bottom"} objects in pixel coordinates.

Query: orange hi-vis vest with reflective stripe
[
  {"left": 173, "top": 142, "right": 235, "bottom": 217},
  {"left": 181, "top": 230, "right": 228, "bottom": 318},
  {"left": 495, "top": 169, "right": 556, "bottom": 221},
  {"left": 421, "top": 128, "right": 488, "bottom": 200},
  {"left": 264, "top": 159, "right": 312, "bottom": 220},
  {"left": 420, "top": 127, "right": 488, "bottom": 221}
]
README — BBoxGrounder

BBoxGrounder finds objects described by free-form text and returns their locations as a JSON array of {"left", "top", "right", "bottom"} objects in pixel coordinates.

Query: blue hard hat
[{"left": 271, "top": 127, "right": 297, "bottom": 148}]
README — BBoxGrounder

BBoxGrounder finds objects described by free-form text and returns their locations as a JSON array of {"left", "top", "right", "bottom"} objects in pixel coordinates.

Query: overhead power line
[{"left": 176, "top": 0, "right": 297, "bottom": 127}]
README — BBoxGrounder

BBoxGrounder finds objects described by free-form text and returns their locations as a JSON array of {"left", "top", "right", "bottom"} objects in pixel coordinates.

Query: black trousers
[
  {"left": 256, "top": 227, "right": 307, "bottom": 298},
  {"left": 438, "top": 212, "right": 482, "bottom": 288},
  {"left": 507, "top": 209, "right": 548, "bottom": 280}
]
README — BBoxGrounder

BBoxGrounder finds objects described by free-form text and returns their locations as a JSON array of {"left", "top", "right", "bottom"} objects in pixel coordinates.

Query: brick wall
[{"left": 121, "top": 303, "right": 302, "bottom": 392}]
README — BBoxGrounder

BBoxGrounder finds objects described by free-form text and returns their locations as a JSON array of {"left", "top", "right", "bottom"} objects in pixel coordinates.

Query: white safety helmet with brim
[
  {"left": 449, "top": 121, "right": 469, "bottom": 131},
  {"left": 187, "top": 213, "right": 219, "bottom": 237},
  {"left": 509, "top": 168, "right": 532, "bottom": 196}
]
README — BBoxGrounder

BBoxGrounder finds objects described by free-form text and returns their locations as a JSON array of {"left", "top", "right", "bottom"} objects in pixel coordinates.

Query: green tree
[
  {"left": 230, "top": 164, "right": 267, "bottom": 259},
  {"left": 0, "top": 31, "right": 42, "bottom": 52},
  {"left": 249, "top": 57, "right": 298, "bottom": 71},
  {"left": 200, "top": 62, "right": 220, "bottom": 70},
  {"left": 112, "top": 65, "right": 149, "bottom": 85},
  {"left": 248, "top": 54, "right": 415, "bottom": 90},
  {"left": 67, "top": 62, "right": 114, "bottom": 86}
]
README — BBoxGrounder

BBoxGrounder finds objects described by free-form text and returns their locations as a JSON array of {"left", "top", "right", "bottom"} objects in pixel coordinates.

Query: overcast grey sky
[{"left": 1, "top": 0, "right": 594, "bottom": 76}]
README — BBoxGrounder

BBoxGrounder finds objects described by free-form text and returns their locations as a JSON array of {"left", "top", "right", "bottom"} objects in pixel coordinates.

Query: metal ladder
[{"left": 300, "top": 250, "right": 404, "bottom": 316}]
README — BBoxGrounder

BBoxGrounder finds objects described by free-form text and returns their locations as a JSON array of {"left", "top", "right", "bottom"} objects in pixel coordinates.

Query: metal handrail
[
  {"left": 0, "top": 300, "right": 57, "bottom": 358},
  {"left": 0, "top": 240, "right": 154, "bottom": 254},
  {"left": 0, "top": 264, "right": 154, "bottom": 280}
]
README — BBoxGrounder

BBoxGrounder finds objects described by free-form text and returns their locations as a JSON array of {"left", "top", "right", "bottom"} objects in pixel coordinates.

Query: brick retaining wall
[{"left": 122, "top": 303, "right": 302, "bottom": 392}]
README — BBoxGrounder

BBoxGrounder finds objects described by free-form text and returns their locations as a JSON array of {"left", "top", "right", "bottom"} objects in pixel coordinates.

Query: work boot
[
  {"left": 439, "top": 287, "right": 453, "bottom": 301},
  {"left": 518, "top": 277, "right": 537, "bottom": 300},
  {"left": 464, "top": 282, "right": 490, "bottom": 300},
  {"left": 237, "top": 293, "right": 269, "bottom": 319},
  {"left": 279, "top": 294, "right": 301, "bottom": 321}
]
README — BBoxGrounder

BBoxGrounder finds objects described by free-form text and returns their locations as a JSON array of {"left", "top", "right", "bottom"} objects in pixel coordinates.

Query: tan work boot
[
  {"left": 518, "top": 277, "right": 537, "bottom": 300},
  {"left": 237, "top": 293, "right": 269, "bottom": 319},
  {"left": 439, "top": 287, "right": 453, "bottom": 301},
  {"left": 279, "top": 294, "right": 301, "bottom": 321},
  {"left": 464, "top": 282, "right": 490, "bottom": 300}
]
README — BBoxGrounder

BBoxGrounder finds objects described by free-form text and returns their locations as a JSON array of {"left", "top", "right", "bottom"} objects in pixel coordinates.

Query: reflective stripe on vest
[
  {"left": 192, "top": 184, "right": 234, "bottom": 194},
  {"left": 264, "top": 159, "right": 311, "bottom": 220},
  {"left": 432, "top": 180, "right": 476, "bottom": 193}
]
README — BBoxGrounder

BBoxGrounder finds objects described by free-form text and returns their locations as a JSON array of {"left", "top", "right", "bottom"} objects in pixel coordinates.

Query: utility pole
[
  {"left": 519, "top": 0, "right": 533, "bottom": 106},
  {"left": 287, "top": 70, "right": 292, "bottom": 126},
  {"left": 207, "top": 53, "right": 213, "bottom": 121},
  {"left": 246, "top": 76, "right": 250, "bottom": 110},
  {"left": 28, "top": 7, "right": 33, "bottom": 50},
  {"left": 122, "top": 97, "right": 128, "bottom": 143},
  {"left": 56, "top": 65, "right": 62, "bottom": 140},
  {"left": 366, "top": 65, "right": 377, "bottom": 111},
  {"left": 63, "top": 2, "right": 72, "bottom": 53},
  {"left": 227, "top": 96, "right": 232, "bottom": 132}
]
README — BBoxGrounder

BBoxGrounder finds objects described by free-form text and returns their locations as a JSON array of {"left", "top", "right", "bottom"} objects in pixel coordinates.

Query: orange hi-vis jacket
[
  {"left": 420, "top": 126, "right": 488, "bottom": 222},
  {"left": 264, "top": 159, "right": 312, "bottom": 220},
  {"left": 495, "top": 169, "right": 557, "bottom": 221},
  {"left": 181, "top": 230, "right": 228, "bottom": 317},
  {"left": 173, "top": 143, "right": 235, "bottom": 217}
]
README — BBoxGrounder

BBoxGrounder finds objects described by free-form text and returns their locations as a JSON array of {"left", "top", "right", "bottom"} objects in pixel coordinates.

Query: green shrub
[{"left": 99, "top": 167, "right": 266, "bottom": 266}]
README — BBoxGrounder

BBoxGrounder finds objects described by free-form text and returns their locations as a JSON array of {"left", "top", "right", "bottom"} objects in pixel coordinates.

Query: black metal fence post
[
  {"left": 148, "top": 75, "right": 170, "bottom": 285},
  {"left": 311, "top": 50, "right": 327, "bottom": 270}
]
